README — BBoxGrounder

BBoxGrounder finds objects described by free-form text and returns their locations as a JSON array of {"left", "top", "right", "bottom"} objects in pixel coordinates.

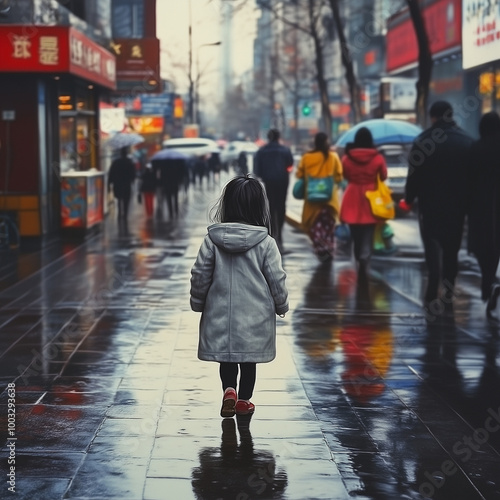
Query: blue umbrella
[
  {"left": 335, "top": 119, "right": 422, "bottom": 147},
  {"left": 150, "top": 149, "right": 188, "bottom": 161}
]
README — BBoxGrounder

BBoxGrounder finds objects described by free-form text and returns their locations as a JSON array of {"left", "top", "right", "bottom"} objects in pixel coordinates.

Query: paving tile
[
  {"left": 143, "top": 478, "right": 195, "bottom": 500},
  {"left": 5, "top": 478, "right": 71, "bottom": 500},
  {"left": 66, "top": 457, "right": 148, "bottom": 499}
]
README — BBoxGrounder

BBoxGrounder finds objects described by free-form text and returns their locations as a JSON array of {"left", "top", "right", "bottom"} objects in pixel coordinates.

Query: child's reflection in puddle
[{"left": 191, "top": 415, "right": 288, "bottom": 499}]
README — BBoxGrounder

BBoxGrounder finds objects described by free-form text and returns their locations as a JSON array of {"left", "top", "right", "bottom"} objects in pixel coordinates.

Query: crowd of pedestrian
[
  {"left": 107, "top": 147, "right": 224, "bottom": 222},
  {"left": 186, "top": 104, "right": 500, "bottom": 420},
  {"left": 252, "top": 104, "right": 500, "bottom": 320},
  {"left": 109, "top": 103, "right": 500, "bottom": 320}
]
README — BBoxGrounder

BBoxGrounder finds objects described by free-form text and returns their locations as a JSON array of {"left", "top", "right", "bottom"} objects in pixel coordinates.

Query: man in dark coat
[
  {"left": 402, "top": 101, "right": 474, "bottom": 308},
  {"left": 467, "top": 111, "right": 500, "bottom": 315},
  {"left": 253, "top": 129, "right": 294, "bottom": 250},
  {"left": 108, "top": 147, "right": 137, "bottom": 218}
]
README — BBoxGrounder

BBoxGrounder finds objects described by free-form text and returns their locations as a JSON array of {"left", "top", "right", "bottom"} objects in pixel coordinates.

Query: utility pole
[{"left": 188, "top": 0, "right": 195, "bottom": 124}]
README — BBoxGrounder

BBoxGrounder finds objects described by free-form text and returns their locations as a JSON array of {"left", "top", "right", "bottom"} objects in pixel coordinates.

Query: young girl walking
[{"left": 190, "top": 175, "right": 289, "bottom": 417}]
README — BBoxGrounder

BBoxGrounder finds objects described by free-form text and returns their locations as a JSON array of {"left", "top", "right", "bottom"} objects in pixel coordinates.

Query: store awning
[{"left": 0, "top": 25, "right": 116, "bottom": 89}]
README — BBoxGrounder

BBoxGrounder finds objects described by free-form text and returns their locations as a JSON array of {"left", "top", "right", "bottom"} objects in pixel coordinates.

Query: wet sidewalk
[{"left": 0, "top": 174, "right": 500, "bottom": 499}]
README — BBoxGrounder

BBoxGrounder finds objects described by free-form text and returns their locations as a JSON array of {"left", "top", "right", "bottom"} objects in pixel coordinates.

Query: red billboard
[
  {"left": 0, "top": 25, "right": 116, "bottom": 89},
  {"left": 387, "top": 0, "right": 462, "bottom": 72}
]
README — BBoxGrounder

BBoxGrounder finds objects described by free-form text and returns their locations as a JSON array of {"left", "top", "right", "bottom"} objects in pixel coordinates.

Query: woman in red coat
[{"left": 340, "top": 127, "right": 388, "bottom": 281}]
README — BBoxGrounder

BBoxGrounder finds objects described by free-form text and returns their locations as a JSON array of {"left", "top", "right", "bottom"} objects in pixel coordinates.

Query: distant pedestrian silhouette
[
  {"left": 253, "top": 129, "right": 294, "bottom": 250},
  {"left": 152, "top": 158, "right": 186, "bottom": 219},
  {"left": 108, "top": 147, "right": 136, "bottom": 219}
]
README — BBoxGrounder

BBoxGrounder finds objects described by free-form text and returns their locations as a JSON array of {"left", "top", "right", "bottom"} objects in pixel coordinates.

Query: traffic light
[
  {"left": 173, "top": 96, "right": 184, "bottom": 119},
  {"left": 302, "top": 102, "right": 312, "bottom": 116}
]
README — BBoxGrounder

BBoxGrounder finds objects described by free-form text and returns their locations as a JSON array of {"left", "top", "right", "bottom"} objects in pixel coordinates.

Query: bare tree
[
  {"left": 327, "top": 0, "right": 362, "bottom": 123},
  {"left": 306, "top": 0, "right": 332, "bottom": 134},
  {"left": 406, "top": 0, "right": 433, "bottom": 127},
  {"left": 259, "top": 0, "right": 333, "bottom": 135}
]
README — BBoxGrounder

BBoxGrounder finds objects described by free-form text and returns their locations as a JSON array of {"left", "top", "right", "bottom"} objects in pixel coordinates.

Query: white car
[
  {"left": 220, "top": 141, "right": 259, "bottom": 168},
  {"left": 377, "top": 144, "right": 411, "bottom": 201},
  {"left": 162, "top": 137, "right": 218, "bottom": 157}
]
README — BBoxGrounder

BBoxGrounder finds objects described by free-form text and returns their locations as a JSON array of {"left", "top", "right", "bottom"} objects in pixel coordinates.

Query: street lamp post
[{"left": 195, "top": 41, "right": 222, "bottom": 125}]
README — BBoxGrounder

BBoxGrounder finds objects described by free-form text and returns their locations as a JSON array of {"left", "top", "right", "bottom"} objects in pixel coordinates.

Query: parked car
[
  {"left": 377, "top": 144, "right": 411, "bottom": 202},
  {"left": 162, "top": 137, "right": 218, "bottom": 157},
  {"left": 220, "top": 141, "right": 259, "bottom": 171}
]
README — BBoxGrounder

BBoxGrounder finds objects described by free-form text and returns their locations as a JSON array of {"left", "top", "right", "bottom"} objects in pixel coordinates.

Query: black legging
[
  {"left": 219, "top": 362, "right": 256, "bottom": 400},
  {"left": 349, "top": 223, "right": 376, "bottom": 265}
]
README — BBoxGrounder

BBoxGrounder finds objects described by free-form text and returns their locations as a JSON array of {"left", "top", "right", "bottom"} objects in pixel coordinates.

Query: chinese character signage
[
  {"left": 0, "top": 26, "right": 116, "bottom": 89},
  {"left": 111, "top": 38, "right": 160, "bottom": 92},
  {"left": 462, "top": 0, "right": 500, "bottom": 69}
]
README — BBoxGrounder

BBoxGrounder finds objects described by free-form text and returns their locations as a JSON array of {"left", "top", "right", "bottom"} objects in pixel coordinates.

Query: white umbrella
[{"left": 107, "top": 132, "right": 145, "bottom": 150}]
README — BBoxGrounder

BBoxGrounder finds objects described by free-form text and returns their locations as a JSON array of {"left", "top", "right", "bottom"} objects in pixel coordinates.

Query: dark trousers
[
  {"left": 349, "top": 224, "right": 376, "bottom": 277},
  {"left": 419, "top": 213, "right": 463, "bottom": 303},
  {"left": 117, "top": 193, "right": 131, "bottom": 218},
  {"left": 219, "top": 362, "right": 256, "bottom": 400},
  {"left": 265, "top": 183, "right": 287, "bottom": 244},
  {"left": 163, "top": 187, "right": 179, "bottom": 218},
  {"left": 474, "top": 247, "right": 500, "bottom": 301}
]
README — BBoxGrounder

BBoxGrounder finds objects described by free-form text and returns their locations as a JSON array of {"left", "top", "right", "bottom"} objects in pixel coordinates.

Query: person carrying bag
[
  {"left": 339, "top": 127, "right": 388, "bottom": 282},
  {"left": 295, "top": 132, "right": 343, "bottom": 262}
]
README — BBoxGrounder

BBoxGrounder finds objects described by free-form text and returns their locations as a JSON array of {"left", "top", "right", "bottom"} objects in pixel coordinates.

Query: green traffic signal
[{"left": 302, "top": 102, "right": 311, "bottom": 116}]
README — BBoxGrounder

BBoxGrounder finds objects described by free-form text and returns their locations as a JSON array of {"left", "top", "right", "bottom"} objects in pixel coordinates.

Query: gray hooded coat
[{"left": 190, "top": 222, "right": 289, "bottom": 363}]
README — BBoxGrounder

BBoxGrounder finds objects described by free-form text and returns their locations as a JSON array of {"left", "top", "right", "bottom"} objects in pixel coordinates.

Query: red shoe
[
  {"left": 235, "top": 400, "right": 255, "bottom": 415},
  {"left": 220, "top": 387, "right": 237, "bottom": 418}
]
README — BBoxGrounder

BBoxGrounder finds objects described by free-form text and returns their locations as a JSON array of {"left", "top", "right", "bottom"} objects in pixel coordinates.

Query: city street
[{"left": 1, "top": 174, "right": 500, "bottom": 500}]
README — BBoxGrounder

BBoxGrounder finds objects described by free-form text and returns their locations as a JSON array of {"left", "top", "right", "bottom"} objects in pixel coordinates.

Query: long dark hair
[
  {"left": 210, "top": 175, "right": 272, "bottom": 234},
  {"left": 353, "top": 127, "right": 375, "bottom": 148},
  {"left": 312, "top": 132, "right": 330, "bottom": 160}
]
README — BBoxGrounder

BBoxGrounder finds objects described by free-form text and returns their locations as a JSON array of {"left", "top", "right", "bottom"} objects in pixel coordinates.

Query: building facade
[{"left": 0, "top": 0, "right": 116, "bottom": 239}]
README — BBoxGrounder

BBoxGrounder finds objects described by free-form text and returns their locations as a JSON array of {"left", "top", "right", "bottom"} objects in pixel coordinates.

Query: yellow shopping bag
[{"left": 365, "top": 175, "right": 395, "bottom": 220}]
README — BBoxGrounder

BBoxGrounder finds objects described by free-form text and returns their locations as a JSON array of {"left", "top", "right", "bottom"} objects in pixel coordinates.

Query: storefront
[
  {"left": 386, "top": 0, "right": 467, "bottom": 128},
  {"left": 462, "top": 0, "right": 500, "bottom": 133},
  {"left": 0, "top": 25, "right": 115, "bottom": 239}
]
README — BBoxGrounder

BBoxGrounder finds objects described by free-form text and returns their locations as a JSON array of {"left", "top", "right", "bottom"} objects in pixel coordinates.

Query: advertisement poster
[
  {"left": 86, "top": 175, "right": 104, "bottom": 227},
  {"left": 61, "top": 177, "right": 86, "bottom": 227}
]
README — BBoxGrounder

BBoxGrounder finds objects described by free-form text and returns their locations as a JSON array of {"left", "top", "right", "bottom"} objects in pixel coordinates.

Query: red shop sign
[
  {"left": 111, "top": 38, "right": 160, "bottom": 82},
  {"left": 386, "top": 0, "right": 462, "bottom": 73},
  {"left": 0, "top": 25, "right": 116, "bottom": 89}
]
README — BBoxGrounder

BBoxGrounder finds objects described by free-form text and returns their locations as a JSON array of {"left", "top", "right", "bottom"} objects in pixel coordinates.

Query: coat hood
[
  {"left": 207, "top": 223, "right": 269, "bottom": 253},
  {"left": 346, "top": 148, "right": 379, "bottom": 164}
]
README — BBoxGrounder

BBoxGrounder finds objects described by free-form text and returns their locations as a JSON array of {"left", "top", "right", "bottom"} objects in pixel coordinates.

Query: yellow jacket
[{"left": 296, "top": 151, "right": 343, "bottom": 231}]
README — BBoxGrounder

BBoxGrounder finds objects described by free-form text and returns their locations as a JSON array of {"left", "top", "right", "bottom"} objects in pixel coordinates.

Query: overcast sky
[{"left": 156, "top": 0, "right": 257, "bottom": 95}]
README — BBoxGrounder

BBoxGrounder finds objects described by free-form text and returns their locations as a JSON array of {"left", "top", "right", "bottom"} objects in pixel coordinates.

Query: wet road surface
[{"left": 0, "top": 172, "right": 499, "bottom": 499}]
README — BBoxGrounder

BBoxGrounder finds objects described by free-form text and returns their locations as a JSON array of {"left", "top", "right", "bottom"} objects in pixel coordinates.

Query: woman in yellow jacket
[{"left": 296, "top": 132, "right": 343, "bottom": 261}]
